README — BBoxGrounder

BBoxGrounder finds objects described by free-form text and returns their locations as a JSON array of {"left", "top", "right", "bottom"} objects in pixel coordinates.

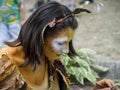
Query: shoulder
[
  {"left": 0, "top": 46, "right": 23, "bottom": 57},
  {"left": 0, "top": 46, "right": 25, "bottom": 65}
]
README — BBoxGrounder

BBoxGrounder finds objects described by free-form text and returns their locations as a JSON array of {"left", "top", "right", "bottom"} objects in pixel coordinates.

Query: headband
[
  {"left": 49, "top": 8, "right": 91, "bottom": 27},
  {"left": 42, "top": 8, "right": 91, "bottom": 42}
]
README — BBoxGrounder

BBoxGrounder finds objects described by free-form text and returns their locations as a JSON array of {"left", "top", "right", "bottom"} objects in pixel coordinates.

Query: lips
[{"left": 56, "top": 53, "right": 62, "bottom": 56}]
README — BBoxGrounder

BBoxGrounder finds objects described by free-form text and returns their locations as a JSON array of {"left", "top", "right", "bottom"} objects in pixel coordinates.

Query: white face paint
[{"left": 52, "top": 37, "right": 69, "bottom": 55}]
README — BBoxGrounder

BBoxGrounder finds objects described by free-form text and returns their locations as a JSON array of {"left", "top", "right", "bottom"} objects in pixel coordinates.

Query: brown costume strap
[
  {"left": 48, "top": 61, "right": 55, "bottom": 90},
  {"left": 47, "top": 59, "right": 70, "bottom": 90},
  {"left": 54, "top": 60, "right": 68, "bottom": 77},
  {"left": 54, "top": 60, "right": 70, "bottom": 86}
]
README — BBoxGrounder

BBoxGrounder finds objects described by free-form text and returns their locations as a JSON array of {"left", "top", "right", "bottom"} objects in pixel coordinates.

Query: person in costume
[
  {"left": 0, "top": 1, "right": 117, "bottom": 90},
  {"left": 0, "top": 0, "right": 26, "bottom": 48}
]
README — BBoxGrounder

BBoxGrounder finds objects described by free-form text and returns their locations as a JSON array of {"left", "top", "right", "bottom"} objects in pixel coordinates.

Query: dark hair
[{"left": 6, "top": 1, "right": 78, "bottom": 70}]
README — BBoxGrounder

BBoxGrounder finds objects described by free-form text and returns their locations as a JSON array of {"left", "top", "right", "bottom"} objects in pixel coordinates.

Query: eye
[
  {"left": 58, "top": 41, "right": 68, "bottom": 46},
  {"left": 58, "top": 42, "right": 64, "bottom": 45}
]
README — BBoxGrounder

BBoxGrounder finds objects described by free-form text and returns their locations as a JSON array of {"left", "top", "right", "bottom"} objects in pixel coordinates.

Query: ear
[{"left": 42, "top": 18, "right": 56, "bottom": 43}]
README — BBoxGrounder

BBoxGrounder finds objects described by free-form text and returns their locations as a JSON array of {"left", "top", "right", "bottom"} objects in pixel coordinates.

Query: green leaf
[
  {"left": 61, "top": 54, "right": 70, "bottom": 65},
  {"left": 74, "top": 67, "right": 82, "bottom": 76},
  {"left": 77, "top": 48, "right": 96, "bottom": 64},
  {"left": 79, "top": 67, "right": 88, "bottom": 77},
  {"left": 86, "top": 72, "right": 97, "bottom": 85},
  {"left": 78, "top": 48, "right": 96, "bottom": 55},
  {"left": 67, "top": 67, "right": 75, "bottom": 75},
  {"left": 91, "top": 69, "right": 99, "bottom": 78},
  {"left": 113, "top": 80, "right": 120, "bottom": 87},
  {"left": 74, "top": 57, "right": 90, "bottom": 71},
  {"left": 76, "top": 74, "right": 84, "bottom": 85},
  {"left": 91, "top": 65, "right": 109, "bottom": 72},
  {"left": 72, "top": 67, "right": 85, "bottom": 85}
]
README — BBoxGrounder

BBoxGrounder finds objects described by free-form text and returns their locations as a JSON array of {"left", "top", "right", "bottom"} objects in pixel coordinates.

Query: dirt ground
[
  {"left": 74, "top": 0, "right": 120, "bottom": 61},
  {"left": 25, "top": 0, "right": 120, "bottom": 61}
]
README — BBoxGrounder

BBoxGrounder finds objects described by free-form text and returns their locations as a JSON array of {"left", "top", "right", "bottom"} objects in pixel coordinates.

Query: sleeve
[
  {"left": 0, "top": 51, "right": 25, "bottom": 89},
  {"left": 0, "top": 52, "right": 16, "bottom": 82}
]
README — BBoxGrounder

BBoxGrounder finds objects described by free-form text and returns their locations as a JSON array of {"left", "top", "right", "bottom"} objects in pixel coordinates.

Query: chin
[{"left": 47, "top": 56, "right": 60, "bottom": 61}]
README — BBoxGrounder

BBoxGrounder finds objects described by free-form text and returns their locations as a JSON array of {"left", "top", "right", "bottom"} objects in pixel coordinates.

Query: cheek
[
  {"left": 52, "top": 42, "right": 69, "bottom": 53},
  {"left": 52, "top": 42, "right": 62, "bottom": 52}
]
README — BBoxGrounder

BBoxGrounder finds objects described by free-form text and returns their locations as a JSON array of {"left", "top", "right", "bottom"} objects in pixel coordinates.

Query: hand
[{"left": 93, "top": 79, "right": 118, "bottom": 90}]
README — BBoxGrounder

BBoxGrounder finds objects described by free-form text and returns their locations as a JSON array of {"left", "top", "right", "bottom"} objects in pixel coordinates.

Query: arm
[
  {"left": 0, "top": 46, "right": 47, "bottom": 89},
  {"left": 93, "top": 79, "right": 118, "bottom": 90}
]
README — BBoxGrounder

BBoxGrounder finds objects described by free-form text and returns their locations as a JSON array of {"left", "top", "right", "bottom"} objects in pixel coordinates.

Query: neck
[{"left": 45, "top": 57, "right": 61, "bottom": 65}]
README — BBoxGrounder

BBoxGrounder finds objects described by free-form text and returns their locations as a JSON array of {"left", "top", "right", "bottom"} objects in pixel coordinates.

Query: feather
[
  {"left": 41, "top": 18, "right": 56, "bottom": 43},
  {"left": 72, "top": 8, "right": 91, "bottom": 15}
]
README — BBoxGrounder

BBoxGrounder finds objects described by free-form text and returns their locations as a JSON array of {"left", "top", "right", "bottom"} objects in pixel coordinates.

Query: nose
[
  {"left": 61, "top": 44, "right": 69, "bottom": 54},
  {"left": 61, "top": 49, "right": 69, "bottom": 54}
]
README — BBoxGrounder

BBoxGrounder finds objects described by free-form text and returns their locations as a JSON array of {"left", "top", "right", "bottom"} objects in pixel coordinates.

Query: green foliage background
[{"left": 62, "top": 48, "right": 108, "bottom": 85}]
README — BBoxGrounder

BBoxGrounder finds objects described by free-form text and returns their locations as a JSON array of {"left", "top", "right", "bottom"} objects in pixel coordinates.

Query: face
[{"left": 44, "top": 27, "right": 74, "bottom": 61}]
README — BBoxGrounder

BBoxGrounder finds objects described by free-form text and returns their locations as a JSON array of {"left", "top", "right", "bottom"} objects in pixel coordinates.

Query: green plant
[
  {"left": 114, "top": 80, "right": 120, "bottom": 87},
  {"left": 61, "top": 48, "right": 108, "bottom": 85}
]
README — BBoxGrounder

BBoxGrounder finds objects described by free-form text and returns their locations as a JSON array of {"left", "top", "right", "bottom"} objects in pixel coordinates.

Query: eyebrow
[{"left": 53, "top": 37, "right": 68, "bottom": 43}]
